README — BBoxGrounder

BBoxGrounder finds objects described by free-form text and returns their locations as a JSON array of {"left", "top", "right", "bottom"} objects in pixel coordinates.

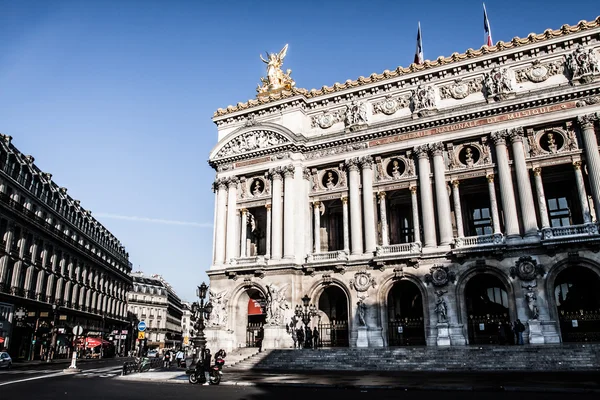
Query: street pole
[{"left": 47, "top": 304, "right": 58, "bottom": 363}]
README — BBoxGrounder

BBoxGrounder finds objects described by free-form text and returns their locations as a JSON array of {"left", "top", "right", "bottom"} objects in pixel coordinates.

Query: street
[{"left": 1, "top": 365, "right": 599, "bottom": 400}]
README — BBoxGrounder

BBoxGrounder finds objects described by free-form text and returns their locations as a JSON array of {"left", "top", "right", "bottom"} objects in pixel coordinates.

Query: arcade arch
[
  {"left": 386, "top": 280, "right": 426, "bottom": 346},
  {"left": 316, "top": 285, "right": 349, "bottom": 347}
]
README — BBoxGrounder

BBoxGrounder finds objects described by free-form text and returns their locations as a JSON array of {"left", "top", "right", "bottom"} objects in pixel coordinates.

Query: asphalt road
[
  {"left": 0, "top": 371, "right": 599, "bottom": 400},
  {"left": 0, "top": 358, "right": 126, "bottom": 384}
]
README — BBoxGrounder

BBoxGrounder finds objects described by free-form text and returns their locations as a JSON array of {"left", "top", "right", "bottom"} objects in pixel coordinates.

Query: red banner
[{"left": 247, "top": 299, "right": 264, "bottom": 315}]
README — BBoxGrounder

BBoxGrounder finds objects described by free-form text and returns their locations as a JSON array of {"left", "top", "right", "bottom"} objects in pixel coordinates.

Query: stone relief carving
[
  {"left": 250, "top": 177, "right": 266, "bottom": 197},
  {"left": 311, "top": 110, "right": 343, "bottom": 129},
  {"left": 265, "top": 282, "right": 289, "bottom": 326},
  {"left": 483, "top": 67, "right": 515, "bottom": 100},
  {"left": 424, "top": 265, "right": 456, "bottom": 287},
  {"left": 411, "top": 84, "right": 437, "bottom": 115},
  {"left": 515, "top": 59, "right": 564, "bottom": 83},
  {"left": 566, "top": 44, "right": 600, "bottom": 83},
  {"left": 522, "top": 282, "right": 539, "bottom": 320},
  {"left": 439, "top": 78, "right": 483, "bottom": 100},
  {"left": 447, "top": 139, "right": 491, "bottom": 169},
  {"left": 372, "top": 94, "right": 409, "bottom": 115},
  {"left": 208, "top": 290, "right": 228, "bottom": 326},
  {"left": 576, "top": 96, "right": 600, "bottom": 107},
  {"left": 305, "top": 142, "right": 368, "bottom": 160},
  {"left": 509, "top": 256, "right": 544, "bottom": 281},
  {"left": 357, "top": 299, "right": 367, "bottom": 327},
  {"left": 349, "top": 271, "right": 376, "bottom": 292},
  {"left": 343, "top": 100, "right": 368, "bottom": 131},
  {"left": 434, "top": 290, "right": 448, "bottom": 323},
  {"left": 311, "top": 167, "right": 347, "bottom": 192},
  {"left": 216, "top": 130, "right": 288, "bottom": 158}
]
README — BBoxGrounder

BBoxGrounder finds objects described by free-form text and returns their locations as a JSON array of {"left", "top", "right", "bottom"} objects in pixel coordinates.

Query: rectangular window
[{"left": 548, "top": 196, "right": 571, "bottom": 227}]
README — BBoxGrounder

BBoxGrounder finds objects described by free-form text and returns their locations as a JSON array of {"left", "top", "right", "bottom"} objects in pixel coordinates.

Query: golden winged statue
[{"left": 257, "top": 44, "right": 295, "bottom": 95}]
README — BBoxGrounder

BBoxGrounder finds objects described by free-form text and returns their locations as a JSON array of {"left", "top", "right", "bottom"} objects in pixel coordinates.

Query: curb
[{"left": 114, "top": 375, "right": 600, "bottom": 393}]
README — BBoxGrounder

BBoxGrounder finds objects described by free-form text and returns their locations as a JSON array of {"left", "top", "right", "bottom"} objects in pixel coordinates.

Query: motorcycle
[{"left": 186, "top": 350, "right": 226, "bottom": 385}]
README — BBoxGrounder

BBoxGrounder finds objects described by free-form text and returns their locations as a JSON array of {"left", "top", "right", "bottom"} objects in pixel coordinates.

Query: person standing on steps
[
  {"left": 514, "top": 319, "right": 526, "bottom": 345},
  {"left": 257, "top": 326, "right": 264, "bottom": 352},
  {"left": 312, "top": 327, "right": 319, "bottom": 349}
]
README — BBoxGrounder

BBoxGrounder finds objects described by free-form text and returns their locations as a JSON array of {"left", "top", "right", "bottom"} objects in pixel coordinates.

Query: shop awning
[
  {"left": 84, "top": 337, "right": 111, "bottom": 348},
  {"left": 0, "top": 337, "right": 5, "bottom": 344}
]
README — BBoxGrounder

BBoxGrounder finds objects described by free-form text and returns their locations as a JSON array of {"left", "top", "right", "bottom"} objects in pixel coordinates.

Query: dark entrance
[
  {"left": 555, "top": 267, "right": 600, "bottom": 342},
  {"left": 317, "top": 286, "right": 349, "bottom": 347},
  {"left": 465, "top": 274, "right": 511, "bottom": 345},
  {"left": 246, "top": 291, "right": 265, "bottom": 347},
  {"left": 387, "top": 280, "right": 425, "bottom": 346}
]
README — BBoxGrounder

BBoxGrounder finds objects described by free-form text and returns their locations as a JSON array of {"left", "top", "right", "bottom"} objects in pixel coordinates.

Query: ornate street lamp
[
  {"left": 190, "top": 282, "right": 213, "bottom": 366},
  {"left": 294, "top": 294, "right": 319, "bottom": 327}
]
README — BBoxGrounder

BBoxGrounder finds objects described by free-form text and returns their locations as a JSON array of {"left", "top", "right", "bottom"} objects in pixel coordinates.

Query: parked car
[
  {"left": 0, "top": 352, "right": 12, "bottom": 369},
  {"left": 147, "top": 349, "right": 159, "bottom": 358}
]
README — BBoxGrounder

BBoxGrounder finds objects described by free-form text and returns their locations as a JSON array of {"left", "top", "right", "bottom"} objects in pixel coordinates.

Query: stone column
[
  {"left": 270, "top": 167, "right": 283, "bottom": 260},
  {"left": 303, "top": 168, "right": 313, "bottom": 256},
  {"left": 573, "top": 161, "right": 592, "bottom": 223},
  {"left": 414, "top": 145, "right": 437, "bottom": 247},
  {"left": 283, "top": 165, "right": 296, "bottom": 259},
  {"left": 451, "top": 180, "right": 464, "bottom": 238},
  {"left": 265, "top": 204, "right": 272, "bottom": 258},
  {"left": 532, "top": 168, "right": 550, "bottom": 229},
  {"left": 378, "top": 192, "right": 389, "bottom": 246},
  {"left": 313, "top": 201, "right": 321, "bottom": 253},
  {"left": 486, "top": 174, "right": 502, "bottom": 234},
  {"left": 410, "top": 186, "right": 421, "bottom": 244},
  {"left": 360, "top": 156, "right": 377, "bottom": 253},
  {"left": 346, "top": 159, "right": 363, "bottom": 255},
  {"left": 225, "top": 177, "right": 239, "bottom": 263},
  {"left": 214, "top": 179, "right": 228, "bottom": 265},
  {"left": 490, "top": 131, "right": 520, "bottom": 238},
  {"left": 341, "top": 196, "right": 350, "bottom": 253},
  {"left": 578, "top": 114, "right": 600, "bottom": 216},
  {"left": 240, "top": 209, "right": 248, "bottom": 258},
  {"left": 508, "top": 128, "right": 539, "bottom": 237},
  {"left": 431, "top": 143, "right": 453, "bottom": 245}
]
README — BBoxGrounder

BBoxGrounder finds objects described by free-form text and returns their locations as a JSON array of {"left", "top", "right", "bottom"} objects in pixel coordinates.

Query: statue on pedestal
[
  {"left": 434, "top": 290, "right": 448, "bottom": 323},
  {"left": 257, "top": 44, "right": 296, "bottom": 94}
]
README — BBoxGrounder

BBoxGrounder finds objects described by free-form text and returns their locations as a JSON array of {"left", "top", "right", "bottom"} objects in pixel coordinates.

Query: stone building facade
[
  {"left": 0, "top": 135, "right": 132, "bottom": 359},
  {"left": 127, "top": 272, "right": 183, "bottom": 349},
  {"left": 205, "top": 17, "right": 600, "bottom": 351}
]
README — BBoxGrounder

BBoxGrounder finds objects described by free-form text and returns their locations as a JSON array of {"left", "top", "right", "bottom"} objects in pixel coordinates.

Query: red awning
[
  {"left": 248, "top": 298, "right": 264, "bottom": 315},
  {"left": 84, "top": 337, "right": 111, "bottom": 348},
  {"left": 0, "top": 337, "right": 5, "bottom": 344}
]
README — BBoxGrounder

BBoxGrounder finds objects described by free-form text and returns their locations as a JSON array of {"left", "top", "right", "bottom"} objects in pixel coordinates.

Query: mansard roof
[{"left": 213, "top": 16, "right": 600, "bottom": 119}]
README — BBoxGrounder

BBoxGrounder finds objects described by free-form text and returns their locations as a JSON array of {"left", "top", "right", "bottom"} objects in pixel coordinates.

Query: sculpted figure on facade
[
  {"left": 216, "top": 131, "right": 288, "bottom": 158},
  {"left": 411, "top": 84, "right": 437, "bottom": 114},
  {"left": 357, "top": 299, "right": 367, "bottom": 327},
  {"left": 208, "top": 290, "right": 228, "bottom": 326},
  {"left": 265, "top": 283, "right": 289, "bottom": 326},
  {"left": 311, "top": 110, "right": 342, "bottom": 129},
  {"left": 522, "top": 283, "right": 540, "bottom": 320},
  {"left": 439, "top": 78, "right": 483, "bottom": 100},
  {"left": 343, "top": 100, "right": 368, "bottom": 130},
  {"left": 566, "top": 45, "right": 600, "bottom": 82},
  {"left": 434, "top": 290, "right": 448, "bottom": 323},
  {"left": 484, "top": 67, "right": 515, "bottom": 100},
  {"left": 257, "top": 44, "right": 296, "bottom": 94},
  {"left": 372, "top": 94, "right": 409, "bottom": 115},
  {"left": 515, "top": 59, "right": 564, "bottom": 83}
]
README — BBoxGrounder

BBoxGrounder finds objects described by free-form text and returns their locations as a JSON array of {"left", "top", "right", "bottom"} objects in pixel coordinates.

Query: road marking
[{"left": 0, "top": 371, "right": 65, "bottom": 386}]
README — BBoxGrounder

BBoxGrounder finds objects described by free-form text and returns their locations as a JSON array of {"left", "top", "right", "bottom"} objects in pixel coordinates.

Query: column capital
[
  {"left": 507, "top": 127, "right": 525, "bottom": 143},
  {"left": 377, "top": 191, "right": 386, "bottom": 200},
  {"left": 429, "top": 142, "right": 444, "bottom": 157},
  {"left": 577, "top": 113, "right": 599, "bottom": 129},
  {"left": 313, "top": 201, "right": 321, "bottom": 208},
  {"left": 573, "top": 161, "right": 583, "bottom": 170},
  {"left": 490, "top": 130, "right": 508, "bottom": 145},
  {"left": 227, "top": 177, "right": 239, "bottom": 188},
  {"left": 359, "top": 155, "right": 373, "bottom": 170},
  {"left": 413, "top": 145, "right": 430, "bottom": 159},
  {"left": 341, "top": 196, "right": 348, "bottom": 204},
  {"left": 302, "top": 167, "right": 311, "bottom": 180},
  {"left": 451, "top": 179, "right": 460, "bottom": 188},
  {"left": 533, "top": 167, "right": 542, "bottom": 176},
  {"left": 344, "top": 157, "right": 360, "bottom": 172},
  {"left": 269, "top": 167, "right": 284, "bottom": 180},
  {"left": 409, "top": 186, "right": 418, "bottom": 194},
  {"left": 214, "top": 178, "right": 228, "bottom": 191},
  {"left": 265, "top": 203, "right": 272, "bottom": 210},
  {"left": 283, "top": 164, "right": 295, "bottom": 178},
  {"left": 486, "top": 173, "right": 495, "bottom": 183},
  {"left": 241, "top": 208, "right": 248, "bottom": 214}
]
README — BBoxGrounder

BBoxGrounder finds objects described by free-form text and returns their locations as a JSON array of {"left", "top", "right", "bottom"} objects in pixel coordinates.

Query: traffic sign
[
  {"left": 15, "top": 307, "right": 27, "bottom": 320},
  {"left": 73, "top": 325, "right": 83, "bottom": 336},
  {"left": 138, "top": 331, "right": 145, "bottom": 340},
  {"left": 137, "top": 321, "right": 146, "bottom": 332}
]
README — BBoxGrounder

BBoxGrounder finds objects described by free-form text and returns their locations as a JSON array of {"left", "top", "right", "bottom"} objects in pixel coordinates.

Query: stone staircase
[
  {"left": 234, "top": 345, "right": 600, "bottom": 372},
  {"left": 223, "top": 348, "right": 263, "bottom": 369}
]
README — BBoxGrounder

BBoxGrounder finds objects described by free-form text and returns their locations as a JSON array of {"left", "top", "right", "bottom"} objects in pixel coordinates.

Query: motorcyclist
[{"left": 202, "top": 348, "right": 211, "bottom": 385}]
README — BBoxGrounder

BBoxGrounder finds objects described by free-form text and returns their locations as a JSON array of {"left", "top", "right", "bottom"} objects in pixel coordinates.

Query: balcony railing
[
  {"left": 375, "top": 242, "right": 422, "bottom": 256},
  {"left": 231, "top": 256, "right": 267, "bottom": 266},
  {"left": 542, "top": 223, "right": 600, "bottom": 241},
  {"left": 306, "top": 250, "right": 349, "bottom": 263},
  {"left": 454, "top": 233, "right": 504, "bottom": 248}
]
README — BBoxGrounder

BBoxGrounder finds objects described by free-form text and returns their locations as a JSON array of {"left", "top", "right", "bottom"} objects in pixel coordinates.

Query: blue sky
[{"left": 0, "top": 0, "right": 597, "bottom": 302}]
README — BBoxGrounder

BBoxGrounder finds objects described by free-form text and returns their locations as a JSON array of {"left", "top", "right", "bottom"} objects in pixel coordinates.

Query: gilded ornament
[{"left": 257, "top": 44, "right": 296, "bottom": 95}]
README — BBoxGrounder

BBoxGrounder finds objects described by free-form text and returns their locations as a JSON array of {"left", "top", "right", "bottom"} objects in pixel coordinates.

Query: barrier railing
[{"left": 121, "top": 357, "right": 162, "bottom": 375}]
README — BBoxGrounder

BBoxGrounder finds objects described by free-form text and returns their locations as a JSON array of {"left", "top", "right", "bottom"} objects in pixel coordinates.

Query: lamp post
[
  {"left": 100, "top": 313, "right": 106, "bottom": 359},
  {"left": 294, "top": 294, "right": 319, "bottom": 327},
  {"left": 47, "top": 302, "right": 60, "bottom": 363},
  {"left": 190, "top": 282, "right": 213, "bottom": 366}
]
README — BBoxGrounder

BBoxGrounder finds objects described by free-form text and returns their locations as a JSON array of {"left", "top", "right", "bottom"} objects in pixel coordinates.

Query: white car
[
  {"left": 0, "top": 352, "right": 12, "bottom": 369},
  {"left": 147, "top": 350, "right": 159, "bottom": 358}
]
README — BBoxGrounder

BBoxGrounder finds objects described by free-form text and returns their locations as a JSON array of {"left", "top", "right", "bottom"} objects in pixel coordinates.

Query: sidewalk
[
  {"left": 116, "top": 367, "right": 600, "bottom": 393},
  {"left": 11, "top": 356, "right": 133, "bottom": 369}
]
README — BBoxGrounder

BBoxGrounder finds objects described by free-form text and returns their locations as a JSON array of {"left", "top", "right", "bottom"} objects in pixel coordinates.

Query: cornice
[{"left": 213, "top": 17, "right": 600, "bottom": 119}]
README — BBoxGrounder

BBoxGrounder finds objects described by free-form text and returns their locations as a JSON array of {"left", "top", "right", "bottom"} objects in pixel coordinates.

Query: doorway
[
  {"left": 317, "top": 286, "right": 349, "bottom": 347},
  {"left": 387, "top": 280, "right": 425, "bottom": 346},
  {"left": 465, "top": 274, "right": 511, "bottom": 345}
]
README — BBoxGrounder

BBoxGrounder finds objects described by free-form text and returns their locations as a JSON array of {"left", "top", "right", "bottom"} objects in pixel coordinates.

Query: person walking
[
  {"left": 176, "top": 348, "right": 184, "bottom": 367},
  {"left": 312, "top": 327, "right": 319, "bottom": 349},
  {"left": 515, "top": 319, "right": 526, "bottom": 345},
  {"left": 297, "top": 328, "right": 304, "bottom": 349},
  {"left": 291, "top": 327, "right": 298, "bottom": 349},
  {"left": 305, "top": 326, "right": 312, "bottom": 349},
  {"left": 202, "top": 348, "right": 211, "bottom": 385}
]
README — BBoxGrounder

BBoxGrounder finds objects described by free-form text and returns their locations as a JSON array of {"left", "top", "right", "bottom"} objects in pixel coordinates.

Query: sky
[{"left": 0, "top": 0, "right": 598, "bottom": 302}]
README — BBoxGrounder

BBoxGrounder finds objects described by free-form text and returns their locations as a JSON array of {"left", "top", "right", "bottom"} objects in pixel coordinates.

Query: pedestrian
[
  {"left": 257, "top": 326, "right": 264, "bottom": 352},
  {"left": 312, "top": 327, "right": 319, "bottom": 349},
  {"left": 305, "top": 326, "right": 312, "bottom": 349},
  {"left": 515, "top": 319, "right": 526, "bottom": 345},
  {"left": 202, "top": 348, "right": 211, "bottom": 386},
  {"left": 291, "top": 327, "right": 298, "bottom": 349},
  {"left": 297, "top": 328, "right": 304, "bottom": 349},
  {"left": 176, "top": 348, "right": 184, "bottom": 367},
  {"left": 163, "top": 350, "right": 171, "bottom": 368}
]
